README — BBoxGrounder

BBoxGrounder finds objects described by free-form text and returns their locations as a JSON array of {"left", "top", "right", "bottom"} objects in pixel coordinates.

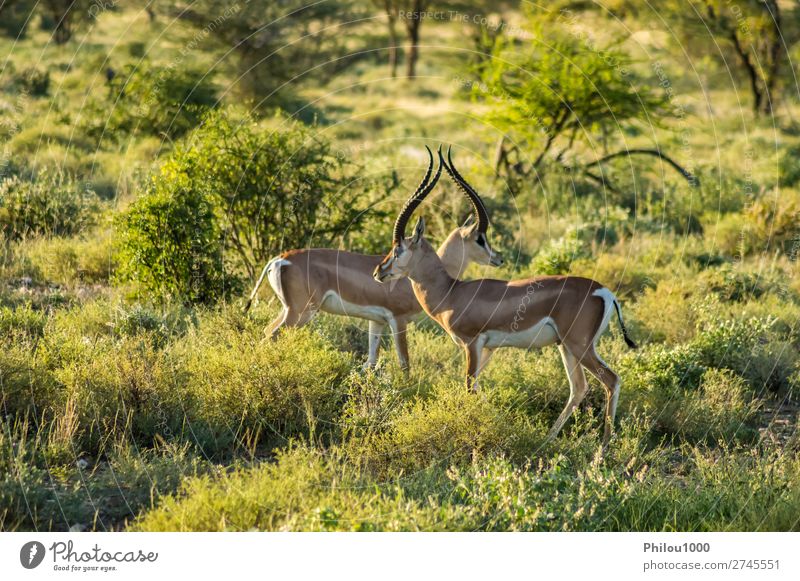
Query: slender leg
[
  {"left": 479, "top": 347, "right": 495, "bottom": 374},
  {"left": 366, "top": 320, "right": 384, "bottom": 368},
  {"left": 545, "top": 345, "right": 589, "bottom": 443},
  {"left": 465, "top": 341, "right": 482, "bottom": 392},
  {"left": 268, "top": 307, "right": 316, "bottom": 341},
  {"left": 267, "top": 308, "right": 289, "bottom": 340},
  {"left": 580, "top": 346, "right": 621, "bottom": 448},
  {"left": 389, "top": 318, "right": 410, "bottom": 372}
]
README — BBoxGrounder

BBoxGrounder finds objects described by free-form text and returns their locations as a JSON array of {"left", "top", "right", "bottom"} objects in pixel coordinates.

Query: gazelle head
[
  {"left": 445, "top": 215, "right": 504, "bottom": 268},
  {"left": 374, "top": 216, "right": 430, "bottom": 282},
  {"left": 374, "top": 145, "right": 502, "bottom": 282}
]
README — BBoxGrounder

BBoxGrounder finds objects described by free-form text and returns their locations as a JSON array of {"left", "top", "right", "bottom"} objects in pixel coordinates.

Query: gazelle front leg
[
  {"left": 464, "top": 339, "right": 485, "bottom": 392},
  {"left": 545, "top": 345, "right": 589, "bottom": 443},
  {"left": 366, "top": 320, "right": 384, "bottom": 368},
  {"left": 388, "top": 317, "right": 410, "bottom": 372}
]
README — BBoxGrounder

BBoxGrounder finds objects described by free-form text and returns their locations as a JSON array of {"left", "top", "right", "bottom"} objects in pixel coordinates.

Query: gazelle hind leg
[
  {"left": 268, "top": 306, "right": 316, "bottom": 341},
  {"left": 580, "top": 346, "right": 621, "bottom": 447},
  {"left": 545, "top": 345, "right": 589, "bottom": 443},
  {"left": 366, "top": 320, "right": 384, "bottom": 368}
]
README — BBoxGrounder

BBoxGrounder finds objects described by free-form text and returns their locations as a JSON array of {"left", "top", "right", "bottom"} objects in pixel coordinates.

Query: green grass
[{"left": 1, "top": 6, "right": 800, "bottom": 532}]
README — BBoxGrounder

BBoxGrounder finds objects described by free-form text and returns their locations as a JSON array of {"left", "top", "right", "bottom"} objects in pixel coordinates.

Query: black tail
[{"left": 613, "top": 299, "right": 637, "bottom": 349}]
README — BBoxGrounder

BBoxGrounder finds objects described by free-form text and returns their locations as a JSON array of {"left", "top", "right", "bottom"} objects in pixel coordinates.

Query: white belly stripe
[
  {"left": 483, "top": 316, "right": 560, "bottom": 350},
  {"left": 319, "top": 291, "right": 393, "bottom": 324}
]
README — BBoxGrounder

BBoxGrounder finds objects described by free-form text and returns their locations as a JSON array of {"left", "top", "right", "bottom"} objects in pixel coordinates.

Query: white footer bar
[{"left": 1, "top": 532, "right": 797, "bottom": 580}]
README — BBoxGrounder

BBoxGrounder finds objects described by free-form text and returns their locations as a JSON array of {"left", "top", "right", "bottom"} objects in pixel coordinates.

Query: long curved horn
[
  {"left": 442, "top": 146, "right": 490, "bottom": 233},
  {"left": 392, "top": 146, "right": 442, "bottom": 243}
]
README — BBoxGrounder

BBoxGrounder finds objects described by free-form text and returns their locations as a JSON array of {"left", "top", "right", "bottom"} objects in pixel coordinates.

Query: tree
[
  {"left": 606, "top": 0, "right": 792, "bottom": 116},
  {"left": 135, "top": 108, "right": 393, "bottom": 281},
  {"left": 366, "top": 0, "right": 430, "bottom": 79},
  {"left": 40, "top": 0, "right": 94, "bottom": 44},
  {"left": 372, "top": 0, "right": 401, "bottom": 77},
  {"left": 474, "top": 22, "right": 676, "bottom": 193},
  {"left": 115, "top": 158, "right": 232, "bottom": 305},
  {"left": 694, "top": 0, "right": 784, "bottom": 116},
  {"left": 157, "top": 0, "right": 361, "bottom": 101}
]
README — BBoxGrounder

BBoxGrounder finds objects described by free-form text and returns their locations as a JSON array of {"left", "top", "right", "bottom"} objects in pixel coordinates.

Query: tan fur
[
  {"left": 251, "top": 224, "right": 502, "bottom": 370},
  {"left": 375, "top": 223, "right": 632, "bottom": 447}
]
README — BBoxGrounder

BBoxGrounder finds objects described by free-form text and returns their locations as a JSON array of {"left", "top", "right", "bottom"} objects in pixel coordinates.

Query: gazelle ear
[
  {"left": 462, "top": 214, "right": 476, "bottom": 228},
  {"left": 411, "top": 217, "right": 425, "bottom": 245}
]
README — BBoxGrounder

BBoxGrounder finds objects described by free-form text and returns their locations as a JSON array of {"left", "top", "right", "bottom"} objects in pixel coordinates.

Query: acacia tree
[
  {"left": 473, "top": 23, "right": 686, "bottom": 194},
  {"left": 0, "top": 0, "right": 94, "bottom": 43},
  {"left": 158, "top": 0, "right": 361, "bottom": 101},
  {"left": 670, "top": 0, "right": 786, "bottom": 116},
  {"left": 367, "top": 0, "right": 431, "bottom": 78}
]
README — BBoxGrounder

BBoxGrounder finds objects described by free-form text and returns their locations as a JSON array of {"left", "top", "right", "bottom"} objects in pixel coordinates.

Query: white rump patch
[
  {"left": 591, "top": 287, "right": 616, "bottom": 345},
  {"left": 266, "top": 257, "right": 291, "bottom": 307}
]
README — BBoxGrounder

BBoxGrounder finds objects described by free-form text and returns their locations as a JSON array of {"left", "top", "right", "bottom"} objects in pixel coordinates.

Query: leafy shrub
[
  {"left": 0, "top": 305, "right": 46, "bottom": 344},
  {"left": 531, "top": 232, "right": 588, "bottom": 275},
  {"left": 132, "top": 446, "right": 457, "bottom": 532},
  {"left": 16, "top": 66, "right": 50, "bottom": 96},
  {"left": 0, "top": 1, "right": 33, "bottom": 39},
  {"left": 174, "top": 326, "right": 353, "bottom": 453},
  {"left": 698, "top": 265, "right": 783, "bottom": 302},
  {"left": 632, "top": 279, "right": 698, "bottom": 344},
  {"left": 0, "top": 347, "right": 59, "bottom": 419},
  {"left": 662, "top": 369, "right": 759, "bottom": 443},
  {"left": 0, "top": 174, "right": 98, "bottom": 241},
  {"left": 115, "top": 160, "right": 235, "bottom": 305},
  {"left": 362, "top": 382, "right": 542, "bottom": 474},
  {"left": 82, "top": 63, "right": 218, "bottom": 141},
  {"left": 173, "top": 108, "right": 390, "bottom": 276}
]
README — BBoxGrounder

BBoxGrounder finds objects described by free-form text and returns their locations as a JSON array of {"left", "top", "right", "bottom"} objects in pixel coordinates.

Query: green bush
[
  {"left": 361, "top": 381, "right": 543, "bottom": 474},
  {"left": 132, "top": 446, "right": 457, "bottom": 532},
  {"left": 531, "top": 232, "right": 589, "bottom": 275},
  {"left": 115, "top": 160, "right": 234, "bottom": 305},
  {"left": 173, "top": 108, "right": 390, "bottom": 276},
  {"left": 16, "top": 66, "right": 50, "bottom": 96},
  {"left": 82, "top": 63, "right": 218, "bottom": 141},
  {"left": 0, "top": 174, "right": 98, "bottom": 241}
]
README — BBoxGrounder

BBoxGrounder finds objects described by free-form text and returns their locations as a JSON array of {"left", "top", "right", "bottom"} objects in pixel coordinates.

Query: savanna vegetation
[{"left": 1, "top": 1, "right": 799, "bottom": 531}]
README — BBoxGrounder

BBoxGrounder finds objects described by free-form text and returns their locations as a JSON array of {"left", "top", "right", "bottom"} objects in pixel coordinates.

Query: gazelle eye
[{"left": 476, "top": 235, "right": 485, "bottom": 247}]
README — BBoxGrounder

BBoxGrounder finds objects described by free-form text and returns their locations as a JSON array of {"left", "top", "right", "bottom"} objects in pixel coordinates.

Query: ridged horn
[
  {"left": 442, "top": 146, "right": 490, "bottom": 233},
  {"left": 392, "top": 146, "right": 442, "bottom": 243}
]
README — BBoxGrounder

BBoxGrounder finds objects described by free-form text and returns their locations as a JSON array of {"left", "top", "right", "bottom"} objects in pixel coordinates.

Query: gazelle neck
[
  {"left": 409, "top": 239, "right": 457, "bottom": 316},
  {"left": 436, "top": 235, "right": 470, "bottom": 279}
]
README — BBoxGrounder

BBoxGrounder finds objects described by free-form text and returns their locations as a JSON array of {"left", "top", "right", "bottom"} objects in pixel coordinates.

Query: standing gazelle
[
  {"left": 374, "top": 148, "right": 637, "bottom": 446},
  {"left": 245, "top": 147, "right": 503, "bottom": 371}
]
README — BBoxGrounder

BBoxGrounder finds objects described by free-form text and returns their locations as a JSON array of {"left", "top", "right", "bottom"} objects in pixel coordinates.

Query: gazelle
[
  {"left": 374, "top": 148, "right": 637, "bottom": 446},
  {"left": 245, "top": 147, "right": 503, "bottom": 370}
]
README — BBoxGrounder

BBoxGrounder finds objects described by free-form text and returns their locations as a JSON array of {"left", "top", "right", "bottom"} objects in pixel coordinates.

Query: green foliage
[
  {"left": 3, "top": 2, "right": 800, "bottom": 535},
  {"left": 16, "top": 66, "right": 50, "bottom": 96},
  {"left": 475, "top": 20, "right": 669, "bottom": 168},
  {"left": 15, "top": 229, "right": 115, "bottom": 286},
  {"left": 157, "top": 0, "right": 362, "bottom": 101},
  {"left": 158, "top": 108, "right": 389, "bottom": 276},
  {"left": 531, "top": 231, "right": 589, "bottom": 275},
  {"left": 82, "top": 63, "right": 218, "bottom": 142},
  {"left": 0, "top": 1, "right": 34, "bottom": 39},
  {"left": 115, "top": 159, "right": 233, "bottom": 305},
  {"left": 0, "top": 174, "right": 98, "bottom": 241}
]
